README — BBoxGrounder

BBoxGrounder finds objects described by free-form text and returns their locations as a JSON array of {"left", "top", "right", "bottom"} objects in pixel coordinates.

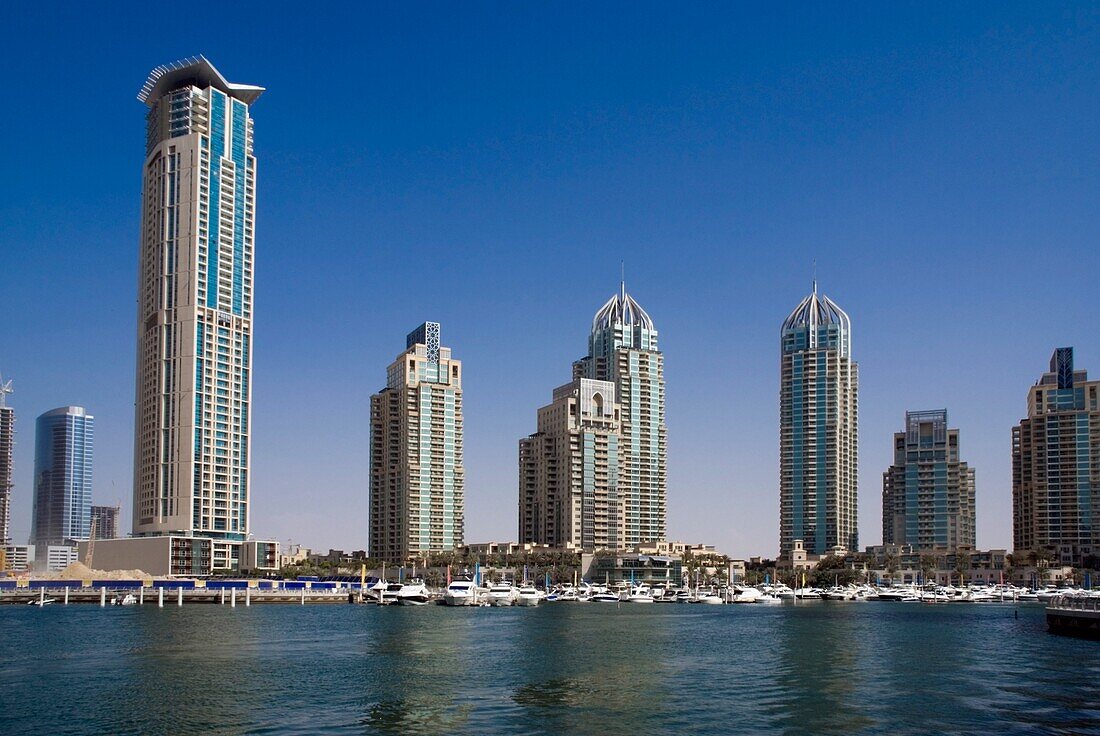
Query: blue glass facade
[
  {"left": 31, "top": 407, "right": 93, "bottom": 547},
  {"left": 882, "top": 410, "right": 975, "bottom": 551},
  {"left": 575, "top": 287, "right": 666, "bottom": 547}
]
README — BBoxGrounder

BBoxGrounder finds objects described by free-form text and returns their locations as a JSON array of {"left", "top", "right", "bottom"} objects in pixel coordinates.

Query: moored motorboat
[
  {"left": 396, "top": 582, "right": 432, "bottom": 606},
  {"left": 730, "top": 585, "right": 762, "bottom": 604},
  {"left": 486, "top": 583, "right": 519, "bottom": 607},
  {"left": 442, "top": 580, "right": 477, "bottom": 606},
  {"left": 516, "top": 586, "right": 542, "bottom": 607}
]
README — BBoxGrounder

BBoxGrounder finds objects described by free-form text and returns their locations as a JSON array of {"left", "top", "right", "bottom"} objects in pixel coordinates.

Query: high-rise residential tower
[
  {"left": 0, "top": 376, "right": 14, "bottom": 547},
  {"left": 1013, "top": 347, "right": 1100, "bottom": 567},
  {"left": 31, "top": 407, "right": 94, "bottom": 547},
  {"left": 519, "top": 378, "right": 620, "bottom": 550},
  {"left": 882, "top": 410, "right": 976, "bottom": 551},
  {"left": 573, "top": 283, "right": 666, "bottom": 547},
  {"left": 370, "top": 323, "right": 465, "bottom": 563},
  {"left": 132, "top": 57, "right": 261, "bottom": 566},
  {"left": 779, "top": 282, "right": 858, "bottom": 557}
]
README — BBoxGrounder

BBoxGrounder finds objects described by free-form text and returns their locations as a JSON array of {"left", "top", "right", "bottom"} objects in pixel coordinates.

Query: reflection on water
[
  {"left": 773, "top": 605, "right": 875, "bottom": 735},
  {"left": 0, "top": 602, "right": 1097, "bottom": 735}
]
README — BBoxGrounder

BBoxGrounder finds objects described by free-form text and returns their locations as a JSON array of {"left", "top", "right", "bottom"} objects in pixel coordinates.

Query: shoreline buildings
[
  {"left": 779, "top": 282, "right": 858, "bottom": 558},
  {"left": 882, "top": 409, "right": 976, "bottom": 551},
  {"left": 82, "top": 56, "right": 277, "bottom": 575},
  {"left": 370, "top": 322, "right": 465, "bottom": 563},
  {"left": 31, "top": 406, "right": 94, "bottom": 548},
  {"left": 520, "top": 283, "right": 666, "bottom": 551},
  {"left": 1013, "top": 347, "right": 1100, "bottom": 567}
]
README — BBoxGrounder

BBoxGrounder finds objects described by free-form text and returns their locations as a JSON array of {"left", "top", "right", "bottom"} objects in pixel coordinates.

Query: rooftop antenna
[
  {"left": 812, "top": 259, "right": 818, "bottom": 294},
  {"left": 0, "top": 374, "right": 11, "bottom": 408},
  {"left": 620, "top": 260, "right": 626, "bottom": 301}
]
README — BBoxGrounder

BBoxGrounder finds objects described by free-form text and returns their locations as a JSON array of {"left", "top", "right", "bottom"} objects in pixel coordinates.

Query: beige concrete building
[
  {"left": 1013, "top": 347, "right": 1100, "bottom": 567},
  {"left": 79, "top": 536, "right": 278, "bottom": 576},
  {"left": 370, "top": 322, "right": 464, "bottom": 563},
  {"left": 519, "top": 378, "right": 620, "bottom": 550},
  {"left": 0, "top": 381, "right": 13, "bottom": 547},
  {"left": 132, "top": 57, "right": 261, "bottom": 563}
]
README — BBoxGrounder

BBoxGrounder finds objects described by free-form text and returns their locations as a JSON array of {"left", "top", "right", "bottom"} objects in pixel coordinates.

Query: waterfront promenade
[{"left": 1, "top": 602, "right": 1096, "bottom": 735}]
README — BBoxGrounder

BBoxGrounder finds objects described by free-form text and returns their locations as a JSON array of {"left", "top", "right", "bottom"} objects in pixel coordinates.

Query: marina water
[{"left": 2, "top": 602, "right": 1098, "bottom": 735}]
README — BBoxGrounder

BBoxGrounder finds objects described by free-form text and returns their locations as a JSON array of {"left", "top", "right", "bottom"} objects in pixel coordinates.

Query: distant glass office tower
[
  {"left": 779, "top": 283, "right": 858, "bottom": 557},
  {"left": 31, "top": 407, "right": 94, "bottom": 547},
  {"left": 370, "top": 323, "right": 465, "bottom": 563},
  {"left": 1013, "top": 347, "right": 1100, "bottom": 566},
  {"left": 0, "top": 378, "right": 13, "bottom": 546},
  {"left": 573, "top": 283, "right": 666, "bottom": 547},
  {"left": 519, "top": 378, "right": 620, "bottom": 550},
  {"left": 132, "top": 57, "right": 262, "bottom": 566},
  {"left": 882, "top": 410, "right": 975, "bottom": 551}
]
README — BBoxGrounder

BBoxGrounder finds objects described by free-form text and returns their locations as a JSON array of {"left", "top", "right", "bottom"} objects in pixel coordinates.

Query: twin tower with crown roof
[{"left": 519, "top": 283, "right": 667, "bottom": 553}]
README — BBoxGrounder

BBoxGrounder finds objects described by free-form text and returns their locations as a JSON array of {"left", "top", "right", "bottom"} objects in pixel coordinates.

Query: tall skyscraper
[
  {"left": 132, "top": 57, "right": 261, "bottom": 561},
  {"left": 370, "top": 322, "right": 465, "bottom": 563},
  {"left": 779, "top": 282, "right": 858, "bottom": 557},
  {"left": 1013, "top": 347, "right": 1100, "bottom": 566},
  {"left": 519, "top": 378, "right": 620, "bottom": 550},
  {"left": 31, "top": 407, "right": 94, "bottom": 547},
  {"left": 0, "top": 376, "right": 14, "bottom": 547},
  {"left": 573, "top": 283, "right": 666, "bottom": 547},
  {"left": 882, "top": 409, "right": 976, "bottom": 551}
]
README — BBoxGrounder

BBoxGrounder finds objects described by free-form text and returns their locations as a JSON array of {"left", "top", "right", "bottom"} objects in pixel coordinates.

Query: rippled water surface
[{"left": 2, "top": 601, "right": 1098, "bottom": 735}]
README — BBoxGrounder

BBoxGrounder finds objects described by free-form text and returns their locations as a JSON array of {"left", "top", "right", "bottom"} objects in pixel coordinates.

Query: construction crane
[{"left": 85, "top": 515, "right": 98, "bottom": 569}]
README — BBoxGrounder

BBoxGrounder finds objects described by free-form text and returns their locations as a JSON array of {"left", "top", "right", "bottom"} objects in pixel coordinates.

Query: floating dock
[
  {"left": 0, "top": 579, "right": 368, "bottom": 606},
  {"left": 1046, "top": 595, "right": 1100, "bottom": 639}
]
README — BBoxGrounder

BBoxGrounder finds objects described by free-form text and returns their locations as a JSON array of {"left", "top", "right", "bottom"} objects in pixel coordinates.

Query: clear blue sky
[{"left": 3, "top": 3, "right": 1098, "bottom": 558}]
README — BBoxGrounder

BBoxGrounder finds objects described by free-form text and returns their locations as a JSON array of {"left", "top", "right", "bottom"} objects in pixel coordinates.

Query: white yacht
[
  {"left": 113, "top": 593, "right": 138, "bottom": 606},
  {"left": 755, "top": 593, "right": 783, "bottom": 605},
  {"left": 442, "top": 580, "right": 477, "bottom": 606},
  {"left": 396, "top": 582, "right": 432, "bottom": 606},
  {"left": 674, "top": 589, "right": 694, "bottom": 603},
  {"left": 590, "top": 589, "right": 620, "bottom": 603},
  {"left": 546, "top": 586, "right": 579, "bottom": 602},
  {"left": 877, "top": 586, "right": 918, "bottom": 601},
  {"left": 516, "top": 585, "right": 542, "bottom": 607},
  {"left": 696, "top": 590, "right": 724, "bottom": 605},
  {"left": 368, "top": 580, "right": 404, "bottom": 605},
  {"left": 486, "top": 583, "right": 519, "bottom": 606},
  {"left": 625, "top": 585, "right": 655, "bottom": 603},
  {"left": 730, "top": 585, "right": 762, "bottom": 604}
]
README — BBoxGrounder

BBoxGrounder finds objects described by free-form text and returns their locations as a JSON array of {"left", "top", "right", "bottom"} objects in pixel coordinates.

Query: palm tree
[
  {"left": 884, "top": 553, "right": 899, "bottom": 583},
  {"left": 919, "top": 554, "right": 936, "bottom": 586},
  {"left": 953, "top": 548, "right": 969, "bottom": 586}
]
